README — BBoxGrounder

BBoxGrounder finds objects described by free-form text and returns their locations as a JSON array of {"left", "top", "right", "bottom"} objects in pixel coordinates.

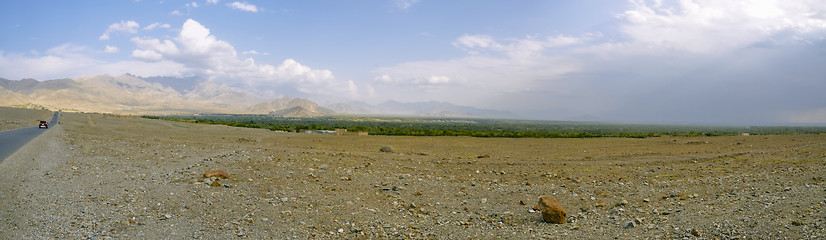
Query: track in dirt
[{"left": 0, "top": 111, "right": 58, "bottom": 163}]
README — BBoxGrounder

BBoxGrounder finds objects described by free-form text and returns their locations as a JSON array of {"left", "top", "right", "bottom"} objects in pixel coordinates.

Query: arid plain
[{"left": 1, "top": 109, "right": 824, "bottom": 239}]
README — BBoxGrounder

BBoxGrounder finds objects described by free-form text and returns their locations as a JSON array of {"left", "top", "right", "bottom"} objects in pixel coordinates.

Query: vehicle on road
[{"left": 39, "top": 120, "right": 48, "bottom": 129}]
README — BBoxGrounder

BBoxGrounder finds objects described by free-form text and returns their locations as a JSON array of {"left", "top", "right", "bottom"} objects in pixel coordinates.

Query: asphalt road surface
[{"left": 0, "top": 111, "right": 59, "bottom": 163}]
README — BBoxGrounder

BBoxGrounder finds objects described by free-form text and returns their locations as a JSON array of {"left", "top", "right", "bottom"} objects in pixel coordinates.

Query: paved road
[{"left": 0, "top": 111, "right": 59, "bottom": 163}]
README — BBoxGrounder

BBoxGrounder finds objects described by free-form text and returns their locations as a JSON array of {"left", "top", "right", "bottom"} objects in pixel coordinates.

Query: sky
[{"left": 1, "top": 0, "right": 825, "bottom": 125}]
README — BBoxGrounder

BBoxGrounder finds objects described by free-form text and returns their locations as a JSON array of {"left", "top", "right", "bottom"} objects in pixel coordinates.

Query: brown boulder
[
  {"left": 538, "top": 196, "right": 566, "bottom": 224},
  {"left": 203, "top": 170, "right": 230, "bottom": 179}
]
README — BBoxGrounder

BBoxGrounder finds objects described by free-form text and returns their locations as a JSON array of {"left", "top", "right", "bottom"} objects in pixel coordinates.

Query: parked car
[{"left": 39, "top": 120, "right": 48, "bottom": 129}]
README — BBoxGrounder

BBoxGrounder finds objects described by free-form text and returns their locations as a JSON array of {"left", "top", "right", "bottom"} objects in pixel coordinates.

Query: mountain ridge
[{"left": 1, "top": 75, "right": 514, "bottom": 118}]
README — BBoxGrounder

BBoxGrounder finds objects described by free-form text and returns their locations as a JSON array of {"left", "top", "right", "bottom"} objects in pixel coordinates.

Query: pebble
[{"left": 624, "top": 220, "right": 636, "bottom": 229}]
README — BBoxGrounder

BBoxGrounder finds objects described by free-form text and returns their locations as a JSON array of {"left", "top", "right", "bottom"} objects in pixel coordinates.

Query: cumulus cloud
[
  {"left": 206, "top": 0, "right": 219, "bottom": 4},
  {"left": 227, "top": 1, "right": 258, "bottom": 12},
  {"left": 126, "top": 19, "right": 353, "bottom": 97},
  {"left": 187, "top": 2, "right": 199, "bottom": 8},
  {"left": 170, "top": 10, "right": 182, "bottom": 15},
  {"left": 616, "top": 0, "right": 826, "bottom": 53},
  {"left": 104, "top": 45, "right": 120, "bottom": 53},
  {"left": 99, "top": 20, "right": 140, "bottom": 40},
  {"left": 143, "top": 22, "right": 171, "bottom": 31}
]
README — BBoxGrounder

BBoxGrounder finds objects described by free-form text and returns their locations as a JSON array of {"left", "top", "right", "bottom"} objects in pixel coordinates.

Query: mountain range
[{"left": 0, "top": 74, "right": 515, "bottom": 118}]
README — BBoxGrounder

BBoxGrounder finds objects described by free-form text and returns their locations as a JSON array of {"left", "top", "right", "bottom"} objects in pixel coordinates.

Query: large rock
[
  {"left": 203, "top": 170, "right": 230, "bottom": 179},
  {"left": 538, "top": 196, "right": 566, "bottom": 224}
]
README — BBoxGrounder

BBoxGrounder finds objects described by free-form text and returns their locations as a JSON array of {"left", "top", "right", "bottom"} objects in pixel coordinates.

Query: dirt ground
[
  {"left": 0, "top": 106, "right": 53, "bottom": 131},
  {"left": 0, "top": 111, "right": 824, "bottom": 239}
]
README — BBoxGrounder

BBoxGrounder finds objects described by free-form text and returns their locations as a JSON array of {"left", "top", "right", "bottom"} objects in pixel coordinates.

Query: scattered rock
[
  {"left": 623, "top": 220, "right": 635, "bottom": 229},
  {"left": 203, "top": 170, "right": 230, "bottom": 179},
  {"left": 690, "top": 228, "right": 701, "bottom": 236},
  {"left": 379, "top": 146, "right": 393, "bottom": 152},
  {"left": 538, "top": 196, "right": 566, "bottom": 224},
  {"left": 477, "top": 154, "right": 490, "bottom": 158}
]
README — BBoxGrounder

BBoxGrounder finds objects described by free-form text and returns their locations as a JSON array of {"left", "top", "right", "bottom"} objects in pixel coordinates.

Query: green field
[{"left": 143, "top": 114, "right": 826, "bottom": 138}]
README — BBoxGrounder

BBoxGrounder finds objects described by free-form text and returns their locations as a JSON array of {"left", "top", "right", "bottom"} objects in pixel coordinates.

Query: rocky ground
[
  {"left": 0, "top": 111, "right": 824, "bottom": 239},
  {"left": 0, "top": 106, "right": 53, "bottom": 131}
]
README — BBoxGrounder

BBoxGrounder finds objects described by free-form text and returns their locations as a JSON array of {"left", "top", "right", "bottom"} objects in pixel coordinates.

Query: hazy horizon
[{"left": 1, "top": 1, "right": 825, "bottom": 125}]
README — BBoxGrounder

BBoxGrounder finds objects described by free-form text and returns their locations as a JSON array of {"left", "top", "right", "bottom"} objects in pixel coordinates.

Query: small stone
[
  {"left": 538, "top": 196, "right": 566, "bottom": 224},
  {"left": 519, "top": 200, "right": 527, "bottom": 205},
  {"left": 619, "top": 199, "right": 629, "bottom": 206},
  {"left": 690, "top": 228, "right": 701, "bottom": 236},
  {"left": 623, "top": 220, "right": 635, "bottom": 229},
  {"left": 203, "top": 170, "right": 230, "bottom": 179},
  {"left": 379, "top": 146, "right": 393, "bottom": 152},
  {"left": 477, "top": 154, "right": 490, "bottom": 158},
  {"left": 643, "top": 198, "right": 650, "bottom": 203}
]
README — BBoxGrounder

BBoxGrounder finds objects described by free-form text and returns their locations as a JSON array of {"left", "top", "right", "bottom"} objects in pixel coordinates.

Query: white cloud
[
  {"left": 131, "top": 49, "right": 164, "bottom": 61},
  {"left": 104, "top": 45, "right": 120, "bottom": 53},
  {"left": 454, "top": 34, "right": 596, "bottom": 59},
  {"left": 227, "top": 1, "right": 258, "bottom": 12},
  {"left": 99, "top": 20, "right": 140, "bottom": 40},
  {"left": 242, "top": 50, "right": 269, "bottom": 56},
  {"left": 371, "top": 36, "right": 583, "bottom": 104},
  {"left": 206, "top": 0, "right": 219, "bottom": 4},
  {"left": 396, "top": 0, "right": 421, "bottom": 9},
  {"left": 170, "top": 10, "right": 182, "bottom": 15},
  {"left": 126, "top": 19, "right": 353, "bottom": 97},
  {"left": 0, "top": 45, "right": 99, "bottom": 80},
  {"left": 616, "top": 0, "right": 826, "bottom": 53},
  {"left": 143, "top": 22, "right": 171, "bottom": 31},
  {"left": 187, "top": 2, "right": 199, "bottom": 8}
]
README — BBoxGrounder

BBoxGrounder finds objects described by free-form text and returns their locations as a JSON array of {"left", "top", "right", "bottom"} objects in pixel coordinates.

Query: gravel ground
[
  {"left": 0, "top": 106, "right": 53, "bottom": 131},
  {"left": 1, "top": 112, "right": 824, "bottom": 239}
]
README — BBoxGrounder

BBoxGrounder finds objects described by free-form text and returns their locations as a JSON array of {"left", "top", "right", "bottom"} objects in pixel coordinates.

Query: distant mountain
[
  {"left": 325, "top": 101, "right": 376, "bottom": 115},
  {"left": 326, "top": 100, "right": 516, "bottom": 118},
  {"left": 1, "top": 74, "right": 512, "bottom": 118},
  {"left": 0, "top": 74, "right": 264, "bottom": 114},
  {"left": 249, "top": 96, "right": 335, "bottom": 117}
]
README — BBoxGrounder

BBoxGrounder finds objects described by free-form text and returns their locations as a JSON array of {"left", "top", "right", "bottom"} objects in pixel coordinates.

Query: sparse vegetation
[{"left": 142, "top": 114, "right": 826, "bottom": 138}]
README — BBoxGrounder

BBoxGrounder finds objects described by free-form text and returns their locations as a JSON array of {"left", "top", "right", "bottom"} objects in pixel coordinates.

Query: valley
[{"left": 0, "top": 108, "right": 823, "bottom": 239}]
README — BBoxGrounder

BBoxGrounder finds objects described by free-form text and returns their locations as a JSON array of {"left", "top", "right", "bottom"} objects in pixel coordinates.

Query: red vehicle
[{"left": 39, "top": 120, "right": 48, "bottom": 129}]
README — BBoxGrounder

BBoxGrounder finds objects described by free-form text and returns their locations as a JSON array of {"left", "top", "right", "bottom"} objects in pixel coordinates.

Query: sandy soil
[
  {"left": 0, "top": 106, "right": 53, "bottom": 131},
  {"left": 0, "top": 111, "right": 824, "bottom": 239}
]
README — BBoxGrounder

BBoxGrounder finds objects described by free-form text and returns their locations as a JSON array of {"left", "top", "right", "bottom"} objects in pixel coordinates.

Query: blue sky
[{"left": 1, "top": 0, "right": 826, "bottom": 124}]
